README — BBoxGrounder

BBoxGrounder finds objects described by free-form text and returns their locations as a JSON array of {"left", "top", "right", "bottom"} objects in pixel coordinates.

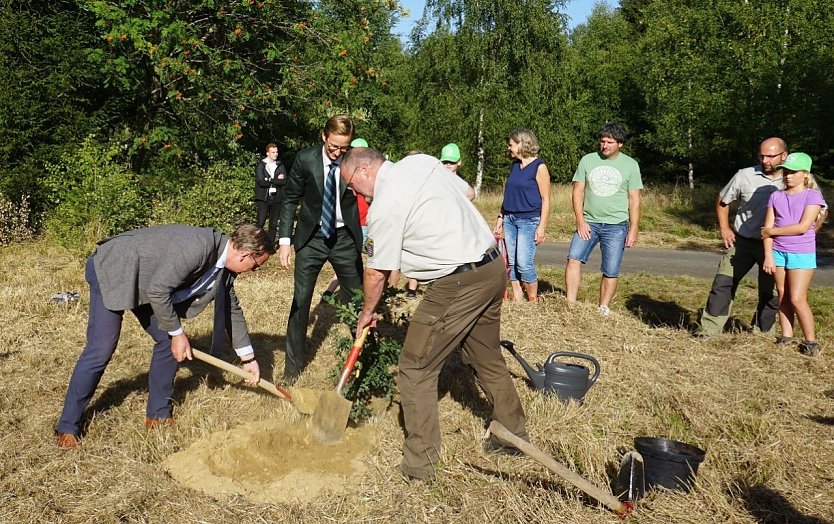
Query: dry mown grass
[{"left": 2, "top": 237, "right": 834, "bottom": 523}]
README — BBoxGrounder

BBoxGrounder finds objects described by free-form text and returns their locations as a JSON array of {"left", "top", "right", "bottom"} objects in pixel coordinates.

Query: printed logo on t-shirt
[{"left": 587, "top": 165, "right": 623, "bottom": 197}]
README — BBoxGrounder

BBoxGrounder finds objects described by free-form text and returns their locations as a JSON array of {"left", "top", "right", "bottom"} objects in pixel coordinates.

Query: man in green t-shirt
[{"left": 565, "top": 123, "right": 643, "bottom": 316}]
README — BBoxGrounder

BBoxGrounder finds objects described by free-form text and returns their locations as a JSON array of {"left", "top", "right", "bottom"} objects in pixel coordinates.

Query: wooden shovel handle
[
  {"left": 335, "top": 326, "right": 371, "bottom": 394},
  {"left": 191, "top": 348, "right": 292, "bottom": 402},
  {"left": 488, "top": 421, "right": 630, "bottom": 517}
]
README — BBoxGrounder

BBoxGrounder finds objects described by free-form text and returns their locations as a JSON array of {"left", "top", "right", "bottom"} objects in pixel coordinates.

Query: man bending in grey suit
[{"left": 56, "top": 223, "right": 274, "bottom": 449}]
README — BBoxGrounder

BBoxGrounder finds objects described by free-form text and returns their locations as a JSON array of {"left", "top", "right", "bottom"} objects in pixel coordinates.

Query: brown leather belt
[{"left": 447, "top": 246, "right": 500, "bottom": 276}]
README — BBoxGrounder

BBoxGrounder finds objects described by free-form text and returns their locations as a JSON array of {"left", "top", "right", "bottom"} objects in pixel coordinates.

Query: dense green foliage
[
  {"left": 2, "top": 0, "right": 833, "bottom": 245},
  {"left": 43, "top": 135, "right": 149, "bottom": 248}
]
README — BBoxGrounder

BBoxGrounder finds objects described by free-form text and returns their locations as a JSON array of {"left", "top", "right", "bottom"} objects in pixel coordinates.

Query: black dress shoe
[{"left": 279, "top": 373, "right": 299, "bottom": 387}]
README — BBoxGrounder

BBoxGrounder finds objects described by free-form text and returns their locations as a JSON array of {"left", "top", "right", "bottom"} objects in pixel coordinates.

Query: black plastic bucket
[{"left": 634, "top": 437, "right": 706, "bottom": 492}]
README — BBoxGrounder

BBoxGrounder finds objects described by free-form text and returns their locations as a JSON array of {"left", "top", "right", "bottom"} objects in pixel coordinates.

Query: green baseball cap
[
  {"left": 778, "top": 152, "right": 812, "bottom": 171},
  {"left": 350, "top": 138, "right": 368, "bottom": 148},
  {"left": 440, "top": 143, "right": 461, "bottom": 163}
]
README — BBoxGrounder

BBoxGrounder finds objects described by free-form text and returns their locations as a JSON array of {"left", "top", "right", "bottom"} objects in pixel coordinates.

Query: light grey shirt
[
  {"left": 366, "top": 155, "right": 495, "bottom": 282},
  {"left": 719, "top": 165, "right": 783, "bottom": 239}
]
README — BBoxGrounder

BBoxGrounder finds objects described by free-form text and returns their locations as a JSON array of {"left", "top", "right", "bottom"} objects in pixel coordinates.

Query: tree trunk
[
  {"left": 475, "top": 108, "right": 484, "bottom": 197},
  {"left": 776, "top": 5, "right": 790, "bottom": 98},
  {"left": 687, "top": 124, "right": 694, "bottom": 189}
]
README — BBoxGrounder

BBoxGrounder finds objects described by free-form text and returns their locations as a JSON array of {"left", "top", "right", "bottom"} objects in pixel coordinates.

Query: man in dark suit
[
  {"left": 277, "top": 115, "right": 363, "bottom": 383},
  {"left": 56, "top": 224, "right": 274, "bottom": 449},
  {"left": 254, "top": 142, "right": 288, "bottom": 243}
]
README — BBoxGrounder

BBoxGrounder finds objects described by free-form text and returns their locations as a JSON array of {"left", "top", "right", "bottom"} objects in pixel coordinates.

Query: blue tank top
[{"left": 502, "top": 158, "right": 544, "bottom": 217}]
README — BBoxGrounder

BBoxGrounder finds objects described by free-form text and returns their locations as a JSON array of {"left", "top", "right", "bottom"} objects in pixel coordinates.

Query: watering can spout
[{"left": 500, "top": 340, "right": 545, "bottom": 389}]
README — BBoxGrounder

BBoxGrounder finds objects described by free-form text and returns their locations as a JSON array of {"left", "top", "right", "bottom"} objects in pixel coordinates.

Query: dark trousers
[
  {"left": 284, "top": 228, "right": 363, "bottom": 376},
  {"left": 699, "top": 235, "right": 779, "bottom": 335},
  {"left": 397, "top": 256, "right": 527, "bottom": 479},
  {"left": 255, "top": 198, "right": 281, "bottom": 244},
  {"left": 57, "top": 257, "right": 179, "bottom": 435}
]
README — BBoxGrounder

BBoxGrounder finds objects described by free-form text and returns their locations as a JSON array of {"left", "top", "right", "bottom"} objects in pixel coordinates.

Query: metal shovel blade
[
  {"left": 310, "top": 391, "right": 353, "bottom": 443},
  {"left": 615, "top": 450, "right": 646, "bottom": 502},
  {"left": 310, "top": 327, "right": 370, "bottom": 443},
  {"left": 286, "top": 387, "right": 322, "bottom": 415}
]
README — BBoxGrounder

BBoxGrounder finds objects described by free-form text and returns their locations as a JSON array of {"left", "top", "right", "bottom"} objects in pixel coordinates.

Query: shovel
[
  {"left": 488, "top": 421, "right": 633, "bottom": 518},
  {"left": 310, "top": 326, "right": 371, "bottom": 443},
  {"left": 191, "top": 348, "right": 320, "bottom": 414},
  {"left": 615, "top": 450, "right": 646, "bottom": 504}
]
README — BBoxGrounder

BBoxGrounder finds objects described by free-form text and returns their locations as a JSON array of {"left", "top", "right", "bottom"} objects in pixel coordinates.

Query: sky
[{"left": 391, "top": 0, "right": 614, "bottom": 40}]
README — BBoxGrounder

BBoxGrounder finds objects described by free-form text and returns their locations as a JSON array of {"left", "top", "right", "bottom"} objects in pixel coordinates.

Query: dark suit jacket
[
  {"left": 254, "top": 158, "right": 288, "bottom": 202},
  {"left": 92, "top": 224, "right": 251, "bottom": 349},
  {"left": 278, "top": 145, "right": 363, "bottom": 252}
]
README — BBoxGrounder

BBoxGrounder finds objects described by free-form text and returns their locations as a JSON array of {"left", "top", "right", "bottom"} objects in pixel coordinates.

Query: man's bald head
[
  {"left": 759, "top": 137, "right": 788, "bottom": 175},
  {"left": 342, "top": 147, "right": 385, "bottom": 173},
  {"left": 340, "top": 147, "right": 385, "bottom": 199}
]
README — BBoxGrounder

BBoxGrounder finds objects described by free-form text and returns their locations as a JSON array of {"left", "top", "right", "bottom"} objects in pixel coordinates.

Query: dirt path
[{"left": 535, "top": 243, "right": 834, "bottom": 287}]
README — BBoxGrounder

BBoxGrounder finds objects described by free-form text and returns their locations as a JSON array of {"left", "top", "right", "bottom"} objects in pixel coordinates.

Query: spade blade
[{"left": 616, "top": 450, "right": 646, "bottom": 502}]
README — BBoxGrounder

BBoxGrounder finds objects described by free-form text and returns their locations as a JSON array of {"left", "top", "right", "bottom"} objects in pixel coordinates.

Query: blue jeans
[
  {"left": 567, "top": 221, "right": 629, "bottom": 277},
  {"left": 504, "top": 214, "right": 540, "bottom": 283}
]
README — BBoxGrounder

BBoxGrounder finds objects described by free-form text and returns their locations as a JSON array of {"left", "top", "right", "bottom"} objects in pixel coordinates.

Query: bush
[
  {"left": 43, "top": 135, "right": 149, "bottom": 249},
  {"left": 150, "top": 161, "right": 255, "bottom": 232},
  {"left": 324, "top": 289, "right": 404, "bottom": 423},
  {"left": 0, "top": 192, "right": 34, "bottom": 246}
]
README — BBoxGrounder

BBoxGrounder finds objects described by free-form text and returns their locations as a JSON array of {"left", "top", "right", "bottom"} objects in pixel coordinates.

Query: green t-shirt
[{"left": 572, "top": 151, "right": 643, "bottom": 224}]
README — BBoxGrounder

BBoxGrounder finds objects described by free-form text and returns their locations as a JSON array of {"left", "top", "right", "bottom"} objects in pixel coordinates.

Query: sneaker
[
  {"left": 798, "top": 340, "right": 820, "bottom": 356},
  {"left": 49, "top": 291, "right": 80, "bottom": 305},
  {"left": 406, "top": 289, "right": 417, "bottom": 300},
  {"left": 597, "top": 305, "right": 610, "bottom": 317},
  {"left": 775, "top": 336, "right": 795, "bottom": 345}
]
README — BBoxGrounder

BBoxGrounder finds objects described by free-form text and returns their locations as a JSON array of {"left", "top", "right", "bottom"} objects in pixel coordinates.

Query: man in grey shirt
[
  {"left": 343, "top": 148, "right": 527, "bottom": 481},
  {"left": 696, "top": 137, "right": 787, "bottom": 336}
]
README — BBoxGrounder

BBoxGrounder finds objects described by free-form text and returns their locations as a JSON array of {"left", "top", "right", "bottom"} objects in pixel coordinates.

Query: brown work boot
[
  {"left": 145, "top": 417, "right": 175, "bottom": 429},
  {"left": 57, "top": 433, "right": 80, "bottom": 450}
]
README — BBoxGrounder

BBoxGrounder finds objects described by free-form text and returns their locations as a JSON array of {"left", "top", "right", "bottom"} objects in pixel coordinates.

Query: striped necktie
[
  {"left": 171, "top": 265, "right": 222, "bottom": 303},
  {"left": 320, "top": 163, "right": 338, "bottom": 239}
]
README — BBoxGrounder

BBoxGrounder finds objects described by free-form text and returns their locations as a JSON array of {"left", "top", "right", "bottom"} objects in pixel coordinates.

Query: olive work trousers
[
  {"left": 397, "top": 255, "right": 527, "bottom": 480},
  {"left": 698, "top": 235, "right": 778, "bottom": 336}
]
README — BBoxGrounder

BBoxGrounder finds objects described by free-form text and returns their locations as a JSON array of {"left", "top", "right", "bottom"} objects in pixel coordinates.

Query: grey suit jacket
[{"left": 92, "top": 224, "right": 251, "bottom": 349}]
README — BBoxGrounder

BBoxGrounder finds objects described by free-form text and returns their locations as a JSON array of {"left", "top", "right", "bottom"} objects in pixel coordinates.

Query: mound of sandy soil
[{"left": 164, "top": 418, "right": 376, "bottom": 504}]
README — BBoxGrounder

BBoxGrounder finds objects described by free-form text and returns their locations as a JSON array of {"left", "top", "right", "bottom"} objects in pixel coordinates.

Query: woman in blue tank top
[{"left": 493, "top": 128, "right": 551, "bottom": 302}]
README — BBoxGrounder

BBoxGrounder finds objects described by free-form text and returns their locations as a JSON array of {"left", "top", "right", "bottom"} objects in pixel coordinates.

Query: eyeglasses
[
  {"left": 247, "top": 252, "right": 261, "bottom": 272},
  {"left": 346, "top": 164, "right": 364, "bottom": 190},
  {"left": 760, "top": 151, "right": 786, "bottom": 160},
  {"left": 325, "top": 141, "right": 350, "bottom": 153}
]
